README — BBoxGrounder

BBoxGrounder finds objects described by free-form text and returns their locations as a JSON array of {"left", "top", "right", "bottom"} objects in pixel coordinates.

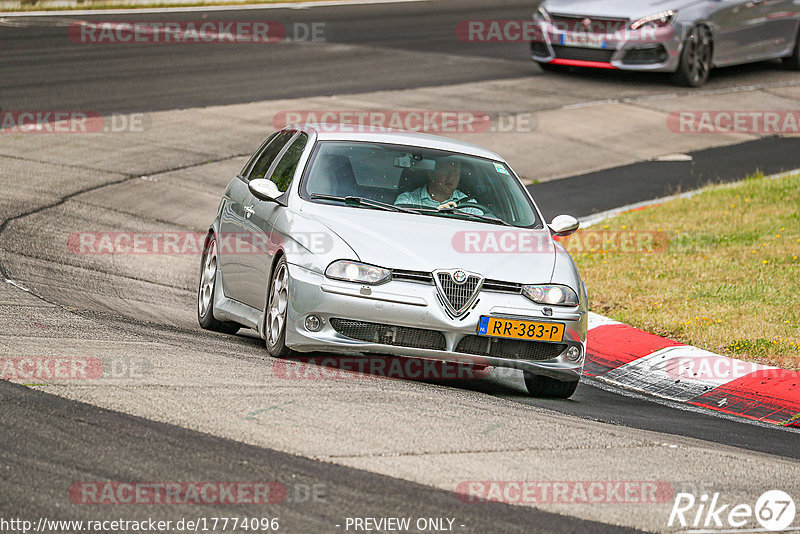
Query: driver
[{"left": 394, "top": 158, "right": 482, "bottom": 214}]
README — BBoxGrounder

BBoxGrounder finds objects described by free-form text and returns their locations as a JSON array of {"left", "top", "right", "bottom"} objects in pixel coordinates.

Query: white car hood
[
  {"left": 542, "top": 0, "right": 689, "bottom": 20},
  {"left": 300, "top": 203, "right": 557, "bottom": 284}
]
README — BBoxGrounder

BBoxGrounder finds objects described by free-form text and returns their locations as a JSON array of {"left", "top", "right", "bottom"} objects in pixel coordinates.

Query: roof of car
[{"left": 288, "top": 124, "right": 504, "bottom": 161}]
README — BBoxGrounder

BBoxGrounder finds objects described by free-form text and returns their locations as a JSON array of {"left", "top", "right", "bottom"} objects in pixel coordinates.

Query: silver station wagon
[{"left": 198, "top": 126, "right": 588, "bottom": 398}]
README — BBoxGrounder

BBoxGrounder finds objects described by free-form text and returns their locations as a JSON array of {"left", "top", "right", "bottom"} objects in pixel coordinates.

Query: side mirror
[
  {"left": 548, "top": 214, "right": 580, "bottom": 237},
  {"left": 248, "top": 179, "right": 281, "bottom": 202}
]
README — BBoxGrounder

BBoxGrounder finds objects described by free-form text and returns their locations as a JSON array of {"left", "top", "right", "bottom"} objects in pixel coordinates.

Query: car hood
[
  {"left": 542, "top": 0, "right": 689, "bottom": 20},
  {"left": 300, "top": 203, "right": 558, "bottom": 284}
]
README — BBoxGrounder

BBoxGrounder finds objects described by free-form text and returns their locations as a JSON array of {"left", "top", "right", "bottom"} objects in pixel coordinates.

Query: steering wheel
[{"left": 454, "top": 197, "right": 494, "bottom": 216}]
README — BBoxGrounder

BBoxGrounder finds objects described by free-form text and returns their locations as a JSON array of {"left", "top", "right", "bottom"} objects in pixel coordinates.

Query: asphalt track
[
  {"left": 1, "top": 0, "right": 799, "bottom": 113},
  {"left": 529, "top": 136, "right": 800, "bottom": 220},
  {"left": 0, "top": 379, "right": 641, "bottom": 533},
  {"left": 2, "top": 0, "right": 800, "bottom": 532}
]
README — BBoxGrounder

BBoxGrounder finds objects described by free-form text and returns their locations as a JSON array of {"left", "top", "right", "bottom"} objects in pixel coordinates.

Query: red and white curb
[{"left": 586, "top": 312, "right": 800, "bottom": 428}]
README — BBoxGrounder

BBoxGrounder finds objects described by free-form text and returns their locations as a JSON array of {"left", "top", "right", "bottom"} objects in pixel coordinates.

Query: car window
[
  {"left": 341, "top": 146, "right": 404, "bottom": 188},
  {"left": 247, "top": 131, "right": 295, "bottom": 182},
  {"left": 301, "top": 141, "right": 541, "bottom": 228},
  {"left": 269, "top": 133, "right": 308, "bottom": 193},
  {"left": 240, "top": 132, "right": 279, "bottom": 178}
]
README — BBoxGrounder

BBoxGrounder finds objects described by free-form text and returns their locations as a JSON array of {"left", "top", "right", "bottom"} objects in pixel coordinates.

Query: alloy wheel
[
  {"left": 267, "top": 263, "right": 289, "bottom": 346},
  {"left": 686, "top": 28, "right": 711, "bottom": 86},
  {"left": 198, "top": 240, "right": 217, "bottom": 318}
]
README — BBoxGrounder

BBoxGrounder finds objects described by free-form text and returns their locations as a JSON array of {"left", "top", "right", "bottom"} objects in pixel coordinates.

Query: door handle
[{"left": 243, "top": 205, "right": 255, "bottom": 218}]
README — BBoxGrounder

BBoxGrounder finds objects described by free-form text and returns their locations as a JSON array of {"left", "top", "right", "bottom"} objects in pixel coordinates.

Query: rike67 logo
[{"left": 668, "top": 490, "right": 796, "bottom": 531}]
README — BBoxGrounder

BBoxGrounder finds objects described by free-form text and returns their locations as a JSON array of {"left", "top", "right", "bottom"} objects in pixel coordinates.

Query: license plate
[
  {"left": 478, "top": 317, "right": 565, "bottom": 342},
  {"left": 560, "top": 33, "right": 607, "bottom": 49}
]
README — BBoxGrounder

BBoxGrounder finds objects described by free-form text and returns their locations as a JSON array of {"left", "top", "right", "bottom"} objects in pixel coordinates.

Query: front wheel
[
  {"left": 197, "top": 235, "right": 240, "bottom": 335},
  {"left": 524, "top": 372, "right": 579, "bottom": 399},
  {"left": 673, "top": 26, "right": 712, "bottom": 87},
  {"left": 265, "top": 257, "right": 293, "bottom": 358}
]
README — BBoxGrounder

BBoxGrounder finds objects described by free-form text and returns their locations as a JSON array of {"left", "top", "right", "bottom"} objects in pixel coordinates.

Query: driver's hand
[{"left": 437, "top": 201, "right": 458, "bottom": 210}]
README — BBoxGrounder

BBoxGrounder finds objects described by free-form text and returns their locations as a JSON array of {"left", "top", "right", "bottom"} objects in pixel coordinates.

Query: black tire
[
  {"left": 265, "top": 256, "right": 294, "bottom": 358},
  {"left": 197, "top": 234, "right": 240, "bottom": 335},
  {"left": 524, "top": 372, "right": 579, "bottom": 399},
  {"left": 673, "top": 25, "right": 712, "bottom": 87},
  {"left": 783, "top": 25, "right": 800, "bottom": 70}
]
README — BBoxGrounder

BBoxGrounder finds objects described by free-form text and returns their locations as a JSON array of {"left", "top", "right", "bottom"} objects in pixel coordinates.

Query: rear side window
[
  {"left": 240, "top": 132, "right": 278, "bottom": 178},
  {"left": 270, "top": 133, "right": 308, "bottom": 192},
  {"left": 247, "top": 131, "right": 295, "bottom": 181}
]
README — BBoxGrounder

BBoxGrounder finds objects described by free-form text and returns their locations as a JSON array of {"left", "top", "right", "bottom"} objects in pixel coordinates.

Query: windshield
[{"left": 300, "top": 141, "right": 541, "bottom": 228}]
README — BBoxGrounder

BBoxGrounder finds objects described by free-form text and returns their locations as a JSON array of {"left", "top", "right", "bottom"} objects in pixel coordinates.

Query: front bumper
[
  {"left": 283, "top": 263, "right": 587, "bottom": 382},
  {"left": 531, "top": 21, "right": 684, "bottom": 72}
]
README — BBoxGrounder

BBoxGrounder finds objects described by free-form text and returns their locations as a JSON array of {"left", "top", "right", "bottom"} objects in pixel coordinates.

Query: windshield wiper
[
  {"left": 310, "top": 194, "right": 417, "bottom": 214},
  {"left": 412, "top": 207, "right": 511, "bottom": 227}
]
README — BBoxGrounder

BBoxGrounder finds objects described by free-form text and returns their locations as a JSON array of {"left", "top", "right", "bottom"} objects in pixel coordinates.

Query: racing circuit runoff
[{"left": 1, "top": 0, "right": 800, "bottom": 533}]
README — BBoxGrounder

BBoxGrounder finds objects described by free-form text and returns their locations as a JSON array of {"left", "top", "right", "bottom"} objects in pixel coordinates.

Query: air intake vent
[
  {"left": 329, "top": 318, "right": 446, "bottom": 351},
  {"left": 456, "top": 336, "right": 566, "bottom": 362}
]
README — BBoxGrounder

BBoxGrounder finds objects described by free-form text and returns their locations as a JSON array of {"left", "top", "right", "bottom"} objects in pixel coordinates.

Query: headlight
[
  {"left": 523, "top": 284, "right": 579, "bottom": 306},
  {"left": 325, "top": 260, "right": 391, "bottom": 285},
  {"left": 533, "top": 5, "right": 550, "bottom": 21},
  {"left": 630, "top": 10, "right": 677, "bottom": 31}
]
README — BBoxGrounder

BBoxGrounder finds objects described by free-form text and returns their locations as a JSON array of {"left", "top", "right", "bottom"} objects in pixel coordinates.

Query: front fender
[{"left": 270, "top": 208, "right": 359, "bottom": 273}]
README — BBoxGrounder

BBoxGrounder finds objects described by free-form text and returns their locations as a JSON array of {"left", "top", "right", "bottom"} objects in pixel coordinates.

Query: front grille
[
  {"left": 456, "top": 336, "right": 566, "bottom": 362},
  {"left": 436, "top": 272, "right": 482, "bottom": 314},
  {"left": 552, "top": 45, "right": 615, "bottom": 63},
  {"left": 329, "top": 318, "right": 446, "bottom": 351},
  {"left": 391, "top": 269, "right": 433, "bottom": 284},
  {"left": 482, "top": 279, "right": 523, "bottom": 294},
  {"left": 550, "top": 14, "right": 628, "bottom": 34},
  {"left": 392, "top": 269, "right": 521, "bottom": 295}
]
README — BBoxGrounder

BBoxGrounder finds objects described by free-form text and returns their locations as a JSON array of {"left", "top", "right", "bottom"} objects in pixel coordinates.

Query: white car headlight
[
  {"left": 325, "top": 260, "right": 391, "bottom": 285},
  {"left": 523, "top": 284, "right": 579, "bottom": 306},
  {"left": 533, "top": 5, "right": 550, "bottom": 21},
  {"left": 630, "top": 10, "right": 677, "bottom": 31}
]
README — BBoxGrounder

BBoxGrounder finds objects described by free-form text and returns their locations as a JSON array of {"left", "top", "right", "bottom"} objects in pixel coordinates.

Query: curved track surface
[{"left": 1, "top": 0, "right": 800, "bottom": 112}]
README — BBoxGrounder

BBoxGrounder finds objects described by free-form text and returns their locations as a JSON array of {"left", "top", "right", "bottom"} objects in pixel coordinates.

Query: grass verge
[{"left": 572, "top": 171, "right": 800, "bottom": 370}]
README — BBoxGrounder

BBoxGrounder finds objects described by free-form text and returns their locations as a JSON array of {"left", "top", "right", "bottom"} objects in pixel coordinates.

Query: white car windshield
[{"left": 301, "top": 141, "right": 541, "bottom": 228}]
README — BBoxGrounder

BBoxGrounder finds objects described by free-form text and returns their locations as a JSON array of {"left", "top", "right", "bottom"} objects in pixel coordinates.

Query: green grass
[{"left": 573, "top": 172, "right": 800, "bottom": 370}]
